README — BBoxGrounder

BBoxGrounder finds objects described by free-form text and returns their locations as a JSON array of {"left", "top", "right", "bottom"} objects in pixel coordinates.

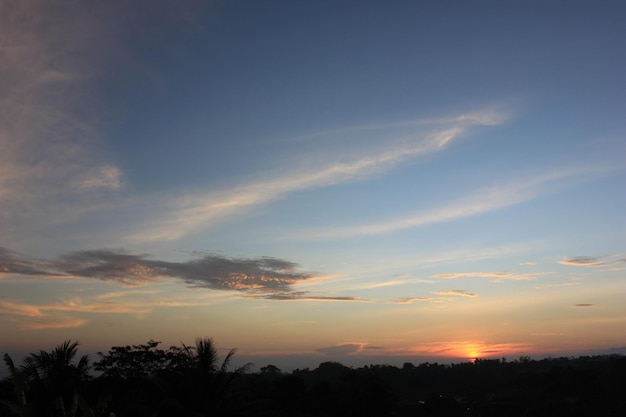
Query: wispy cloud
[
  {"left": 392, "top": 297, "right": 443, "bottom": 304},
  {"left": 290, "top": 168, "right": 602, "bottom": 240},
  {"left": 0, "top": 1, "right": 126, "bottom": 246},
  {"left": 286, "top": 106, "right": 514, "bottom": 142},
  {"left": 0, "top": 296, "right": 151, "bottom": 319},
  {"left": 128, "top": 111, "right": 504, "bottom": 242},
  {"left": 559, "top": 255, "right": 626, "bottom": 267},
  {"left": 0, "top": 1, "right": 212, "bottom": 248},
  {"left": 434, "top": 290, "right": 477, "bottom": 298},
  {"left": 534, "top": 282, "right": 580, "bottom": 289},
  {"left": 572, "top": 303, "right": 595, "bottom": 308},
  {"left": 80, "top": 165, "right": 123, "bottom": 190},
  {"left": 432, "top": 271, "right": 545, "bottom": 282},
  {"left": 0, "top": 299, "right": 43, "bottom": 317},
  {"left": 0, "top": 1, "right": 122, "bottom": 194},
  {"left": 0, "top": 291, "right": 251, "bottom": 330},
  {"left": 44, "top": 297, "right": 152, "bottom": 315},
  {"left": 0, "top": 246, "right": 317, "bottom": 296},
  {"left": 363, "top": 278, "right": 433, "bottom": 289},
  {"left": 316, "top": 342, "right": 372, "bottom": 356},
  {"left": 25, "top": 317, "right": 88, "bottom": 330},
  {"left": 0, "top": 297, "right": 142, "bottom": 331},
  {"left": 258, "top": 292, "right": 368, "bottom": 302}
]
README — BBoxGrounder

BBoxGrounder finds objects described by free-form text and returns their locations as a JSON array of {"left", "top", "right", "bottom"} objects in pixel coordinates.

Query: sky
[{"left": 1, "top": 0, "right": 625, "bottom": 372}]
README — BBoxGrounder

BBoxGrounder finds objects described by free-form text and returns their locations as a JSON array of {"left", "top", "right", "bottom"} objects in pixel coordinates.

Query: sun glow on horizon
[
  {"left": 462, "top": 343, "right": 484, "bottom": 360},
  {"left": 409, "top": 341, "right": 534, "bottom": 361}
]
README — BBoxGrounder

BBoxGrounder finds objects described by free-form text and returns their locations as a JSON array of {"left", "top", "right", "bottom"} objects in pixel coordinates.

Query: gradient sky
[{"left": 1, "top": 0, "right": 625, "bottom": 371}]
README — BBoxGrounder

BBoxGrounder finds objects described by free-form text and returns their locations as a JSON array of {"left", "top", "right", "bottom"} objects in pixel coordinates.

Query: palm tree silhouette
[
  {"left": 175, "top": 337, "right": 249, "bottom": 416},
  {"left": 4, "top": 340, "right": 92, "bottom": 417},
  {"left": 193, "top": 337, "right": 239, "bottom": 375}
]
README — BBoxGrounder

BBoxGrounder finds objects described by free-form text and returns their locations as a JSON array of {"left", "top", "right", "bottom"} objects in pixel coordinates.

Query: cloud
[
  {"left": 559, "top": 255, "right": 626, "bottom": 267},
  {"left": 0, "top": 0, "right": 128, "bottom": 246},
  {"left": 289, "top": 168, "right": 601, "bottom": 240},
  {"left": 572, "top": 303, "right": 595, "bottom": 308},
  {"left": 534, "top": 282, "right": 580, "bottom": 289},
  {"left": 432, "top": 271, "right": 543, "bottom": 282},
  {"left": 128, "top": 110, "right": 504, "bottom": 242},
  {"left": 0, "top": 291, "right": 239, "bottom": 331},
  {"left": 45, "top": 297, "right": 152, "bottom": 315},
  {"left": 0, "top": 1, "right": 212, "bottom": 247},
  {"left": 363, "top": 278, "right": 433, "bottom": 289},
  {"left": 289, "top": 107, "right": 510, "bottom": 143},
  {"left": 406, "top": 340, "right": 531, "bottom": 358},
  {"left": 434, "top": 290, "right": 477, "bottom": 298},
  {"left": 316, "top": 343, "right": 367, "bottom": 356},
  {"left": 24, "top": 316, "right": 88, "bottom": 330},
  {"left": 259, "top": 292, "right": 367, "bottom": 302},
  {"left": 80, "top": 165, "right": 123, "bottom": 190},
  {"left": 0, "top": 1, "right": 119, "bottom": 193},
  {"left": 0, "top": 299, "right": 43, "bottom": 317},
  {"left": 392, "top": 297, "right": 443, "bottom": 304},
  {"left": 0, "top": 246, "right": 316, "bottom": 295},
  {"left": 0, "top": 296, "right": 151, "bottom": 320},
  {"left": 0, "top": 299, "right": 90, "bottom": 331},
  {"left": 0, "top": 247, "right": 56, "bottom": 276}
]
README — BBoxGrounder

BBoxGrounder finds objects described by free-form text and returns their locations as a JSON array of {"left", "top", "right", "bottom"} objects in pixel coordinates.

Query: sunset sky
[{"left": 1, "top": 0, "right": 625, "bottom": 371}]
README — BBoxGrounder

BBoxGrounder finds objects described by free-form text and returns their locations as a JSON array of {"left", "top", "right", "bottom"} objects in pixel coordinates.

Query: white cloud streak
[
  {"left": 128, "top": 112, "right": 505, "bottom": 242},
  {"left": 291, "top": 167, "right": 605, "bottom": 240},
  {"left": 432, "top": 271, "right": 545, "bottom": 282}
]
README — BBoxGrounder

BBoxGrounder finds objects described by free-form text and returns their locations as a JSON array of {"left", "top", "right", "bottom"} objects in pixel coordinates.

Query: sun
[{"left": 458, "top": 342, "right": 484, "bottom": 359}]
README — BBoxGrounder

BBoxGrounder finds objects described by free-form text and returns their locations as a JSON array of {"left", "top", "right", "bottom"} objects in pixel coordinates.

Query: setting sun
[{"left": 463, "top": 343, "right": 483, "bottom": 360}]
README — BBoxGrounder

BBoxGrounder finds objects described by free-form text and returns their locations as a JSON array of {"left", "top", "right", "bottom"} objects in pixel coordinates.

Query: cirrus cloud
[
  {"left": 432, "top": 271, "right": 545, "bottom": 282},
  {"left": 392, "top": 297, "right": 444, "bottom": 304},
  {"left": 434, "top": 290, "right": 477, "bottom": 298}
]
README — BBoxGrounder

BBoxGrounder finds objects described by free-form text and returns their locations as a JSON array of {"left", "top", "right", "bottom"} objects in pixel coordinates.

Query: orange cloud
[
  {"left": 392, "top": 297, "right": 443, "bottom": 304},
  {"left": 0, "top": 300, "right": 43, "bottom": 317},
  {"left": 434, "top": 290, "right": 477, "bottom": 298},
  {"left": 24, "top": 316, "right": 87, "bottom": 330}
]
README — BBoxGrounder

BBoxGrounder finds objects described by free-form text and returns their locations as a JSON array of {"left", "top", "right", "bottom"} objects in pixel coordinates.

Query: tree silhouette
[
  {"left": 92, "top": 338, "right": 250, "bottom": 416},
  {"left": 3, "top": 340, "right": 95, "bottom": 417},
  {"left": 5, "top": 339, "right": 624, "bottom": 417},
  {"left": 178, "top": 337, "right": 250, "bottom": 416}
]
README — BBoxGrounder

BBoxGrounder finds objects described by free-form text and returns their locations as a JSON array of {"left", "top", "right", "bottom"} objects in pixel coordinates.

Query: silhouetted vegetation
[{"left": 2, "top": 340, "right": 625, "bottom": 416}]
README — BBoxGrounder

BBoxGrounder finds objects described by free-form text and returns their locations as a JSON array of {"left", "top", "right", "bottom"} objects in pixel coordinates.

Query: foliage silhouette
[
  {"left": 2, "top": 340, "right": 97, "bottom": 417},
  {"left": 3, "top": 341, "right": 626, "bottom": 417}
]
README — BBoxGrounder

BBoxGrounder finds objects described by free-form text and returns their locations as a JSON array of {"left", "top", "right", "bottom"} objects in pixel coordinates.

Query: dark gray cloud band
[
  {"left": 0, "top": 246, "right": 314, "bottom": 294},
  {"left": 560, "top": 256, "right": 626, "bottom": 267}
]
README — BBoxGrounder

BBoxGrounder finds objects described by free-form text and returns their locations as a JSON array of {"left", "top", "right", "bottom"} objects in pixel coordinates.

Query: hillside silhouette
[{"left": 2, "top": 339, "right": 625, "bottom": 416}]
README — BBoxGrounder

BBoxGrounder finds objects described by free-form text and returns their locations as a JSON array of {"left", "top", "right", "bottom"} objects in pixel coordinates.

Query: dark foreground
[{"left": 2, "top": 339, "right": 625, "bottom": 417}]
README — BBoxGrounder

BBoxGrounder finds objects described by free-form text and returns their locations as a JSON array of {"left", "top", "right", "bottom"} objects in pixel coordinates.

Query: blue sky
[{"left": 1, "top": 0, "right": 625, "bottom": 370}]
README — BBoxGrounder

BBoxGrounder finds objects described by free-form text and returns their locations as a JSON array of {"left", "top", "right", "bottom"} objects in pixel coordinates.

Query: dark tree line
[{"left": 2, "top": 339, "right": 625, "bottom": 417}]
